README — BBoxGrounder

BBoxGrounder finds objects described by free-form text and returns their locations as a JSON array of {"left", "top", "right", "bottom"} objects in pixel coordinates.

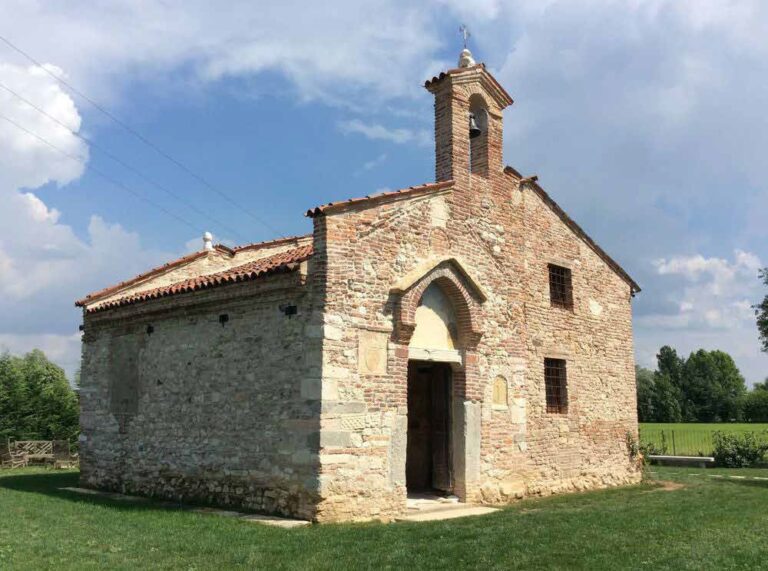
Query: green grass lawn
[
  {"left": 2, "top": 468, "right": 768, "bottom": 570},
  {"left": 639, "top": 423, "right": 768, "bottom": 456}
]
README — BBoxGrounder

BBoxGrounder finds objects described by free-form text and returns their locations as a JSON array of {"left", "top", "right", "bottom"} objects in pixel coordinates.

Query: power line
[
  {"left": 0, "top": 33, "right": 283, "bottom": 237},
  {"left": 0, "top": 79, "right": 247, "bottom": 242},
  {"left": 0, "top": 111, "right": 203, "bottom": 234}
]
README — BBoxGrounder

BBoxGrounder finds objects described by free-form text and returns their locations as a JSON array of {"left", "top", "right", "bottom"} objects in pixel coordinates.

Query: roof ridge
[
  {"left": 232, "top": 233, "right": 312, "bottom": 253},
  {"left": 306, "top": 180, "right": 453, "bottom": 217},
  {"left": 83, "top": 243, "right": 313, "bottom": 313},
  {"left": 75, "top": 248, "right": 219, "bottom": 306},
  {"left": 505, "top": 167, "right": 640, "bottom": 293},
  {"left": 76, "top": 234, "right": 313, "bottom": 307}
]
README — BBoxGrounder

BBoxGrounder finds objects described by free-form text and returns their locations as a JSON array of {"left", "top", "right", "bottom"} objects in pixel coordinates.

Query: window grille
[
  {"left": 548, "top": 264, "right": 573, "bottom": 309},
  {"left": 544, "top": 358, "right": 568, "bottom": 414}
]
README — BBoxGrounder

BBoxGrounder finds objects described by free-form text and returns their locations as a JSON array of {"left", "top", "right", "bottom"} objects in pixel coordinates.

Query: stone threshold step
[
  {"left": 407, "top": 502, "right": 480, "bottom": 514},
  {"left": 59, "top": 487, "right": 311, "bottom": 528},
  {"left": 396, "top": 506, "right": 499, "bottom": 522}
]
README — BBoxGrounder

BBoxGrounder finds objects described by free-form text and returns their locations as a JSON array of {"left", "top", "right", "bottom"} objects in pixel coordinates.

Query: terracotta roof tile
[
  {"left": 82, "top": 244, "right": 313, "bottom": 313},
  {"left": 305, "top": 181, "right": 453, "bottom": 217},
  {"left": 75, "top": 247, "right": 226, "bottom": 307},
  {"left": 424, "top": 64, "right": 482, "bottom": 88},
  {"left": 424, "top": 64, "right": 514, "bottom": 107},
  {"left": 76, "top": 234, "right": 312, "bottom": 308}
]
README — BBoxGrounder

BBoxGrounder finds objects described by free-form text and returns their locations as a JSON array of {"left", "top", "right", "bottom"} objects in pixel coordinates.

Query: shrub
[
  {"left": 712, "top": 431, "right": 768, "bottom": 467},
  {"left": 743, "top": 390, "right": 768, "bottom": 422},
  {"left": 639, "top": 441, "right": 665, "bottom": 458}
]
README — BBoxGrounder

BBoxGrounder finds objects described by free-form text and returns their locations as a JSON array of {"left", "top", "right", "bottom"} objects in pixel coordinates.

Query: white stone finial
[
  {"left": 203, "top": 231, "right": 214, "bottom": 251},
  {"left": 458, "top": 48, "right": 476, "bottom": 68}
]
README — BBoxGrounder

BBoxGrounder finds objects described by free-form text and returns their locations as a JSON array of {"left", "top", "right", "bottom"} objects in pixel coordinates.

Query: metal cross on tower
[{"left": 459, "top": 24, "right": 470, "bottom": 49}]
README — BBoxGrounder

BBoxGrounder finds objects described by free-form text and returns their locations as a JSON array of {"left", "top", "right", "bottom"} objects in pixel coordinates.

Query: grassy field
[
  {"left": 2, "top": 468, "right": 768, "bottom": 570},
  {"left": 640, "top": 423, "right": 768, "bottom": 433},
  {"left": 639, "top": 423, "right": 768, "bottom": 456}
]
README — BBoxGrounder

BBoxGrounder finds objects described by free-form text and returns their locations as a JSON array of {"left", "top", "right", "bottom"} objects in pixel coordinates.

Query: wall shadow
[{"left": 0, "top": 471, "right": 225, "bottom": 514}]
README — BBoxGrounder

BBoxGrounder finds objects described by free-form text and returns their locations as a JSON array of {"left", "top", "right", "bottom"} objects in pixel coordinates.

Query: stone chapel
[{"left": 76, "top": 47, "right": 642, "bottom": 523}]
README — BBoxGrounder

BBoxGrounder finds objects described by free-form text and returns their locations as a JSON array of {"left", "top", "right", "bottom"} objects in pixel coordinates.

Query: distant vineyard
[{"left": 639, "top": 423, "right": 768, "bottom": 457}]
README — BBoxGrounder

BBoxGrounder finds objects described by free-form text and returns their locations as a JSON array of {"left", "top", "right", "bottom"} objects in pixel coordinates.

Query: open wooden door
[
  {"left": 431, "top": 364, "right": 452, "bottom": 493},
  {"left": 406, "top": 361, "right": 453, "bottom": 495}
]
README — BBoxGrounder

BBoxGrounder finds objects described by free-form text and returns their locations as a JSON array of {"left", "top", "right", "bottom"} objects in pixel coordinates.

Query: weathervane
[{"left": 459, "top": 24, "right": 470, "bottom": 49}]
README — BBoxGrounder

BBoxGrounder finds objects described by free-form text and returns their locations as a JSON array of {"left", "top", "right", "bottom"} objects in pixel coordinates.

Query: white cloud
[
  {"left": 0, "top": 63, "right": 170, "bottom": 379},
  {"left": 0, "top": 1, "right": 452, "bottom": 107},
  {"left": 0, "top": 333, "right": 82, "bottom": 378},
  {"left": 653, "top": 250, "right": 762, "bottom": 299},
  {"left": 362, "top": 153, "right": 388, "bottom": 171},
  {"left": 0, "top": 63, "right": 87, "bottom": 189},
  {"left": 338, "top": 119, "right": 431, "bottom": 146},
  {"left": 636, "top": 250, "right": 766, "bottom": 384},
  {"left": 354, "top": 153, "right": 389, "bottom": 176}
]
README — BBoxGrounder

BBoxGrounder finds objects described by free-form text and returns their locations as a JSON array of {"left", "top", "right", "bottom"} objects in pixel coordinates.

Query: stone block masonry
[{"left": 79, "top": 273, "right": 323, "bottom": 521}]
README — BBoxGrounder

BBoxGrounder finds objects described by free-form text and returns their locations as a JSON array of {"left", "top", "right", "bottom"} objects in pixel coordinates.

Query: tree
[
  {"left": 0, "top": 352, "right": 26, "bottom": 442},
  {"left": 650, "top": 372, "right": 682, "bottom": 422},
  {"left": 655, "top": 346, "right": 689, "bottom": 420},
  {"left": 756, "top": 268, "right": 768, "bottom": 352},
  {"left": 635, "top": 366, "right": 655, "bottom": 421},
  {"left": 754, "top": 378, "right": 768, "bottom": 392},
  {"left": 657, "top": 346, "right": 684, "bottom": 387},
  {"left": 682, "top": 349, "right": 747, "bottom": 422},
  {"left": 0, "top": 349, "right": 79, "bottom": 442},
  {"left": 742, "top": 390, "right": 768, "bottom": 422}
]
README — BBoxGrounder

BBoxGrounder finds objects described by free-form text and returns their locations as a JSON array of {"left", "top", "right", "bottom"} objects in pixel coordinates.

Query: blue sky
[{"left": 0, "top": 0, "right": 766, "bottom": 384}]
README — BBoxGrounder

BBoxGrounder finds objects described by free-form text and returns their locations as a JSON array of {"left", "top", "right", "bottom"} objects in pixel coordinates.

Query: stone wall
[
  {"left": 311, "top": 70, "right": 640, "bottom": 522},
  {"left": 79, "top": 272, "right": 322, "bottom": 520}
]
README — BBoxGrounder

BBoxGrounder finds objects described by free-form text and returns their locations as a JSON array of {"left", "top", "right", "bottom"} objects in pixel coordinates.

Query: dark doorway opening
[{"left": 406, "top": 361, "right": 453, "bottom": 495}]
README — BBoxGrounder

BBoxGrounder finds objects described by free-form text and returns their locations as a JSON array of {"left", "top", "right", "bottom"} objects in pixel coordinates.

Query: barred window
[
  {"left": 548, "top": 264, "right": 573, "bottom": 309},
  {"left": 544, "top": 358, "right": 568, "bottom": 414}
]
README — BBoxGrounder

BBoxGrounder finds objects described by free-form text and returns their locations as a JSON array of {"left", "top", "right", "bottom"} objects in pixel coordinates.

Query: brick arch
[
  {"left": 463, "top": 84, "right": 502, "bottom": 117},
  {"left": 392, "top": 262, "right": 484, "bottom": 350}
]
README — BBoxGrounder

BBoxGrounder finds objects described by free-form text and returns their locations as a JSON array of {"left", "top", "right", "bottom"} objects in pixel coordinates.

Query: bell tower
[{"left": 425, "top": 47, "right": 513, "bottom": 184}]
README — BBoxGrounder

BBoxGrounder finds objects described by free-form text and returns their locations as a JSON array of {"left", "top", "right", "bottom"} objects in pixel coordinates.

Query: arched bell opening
[{"left": 468, "top": 93, "right": 490, "bottom": 178}]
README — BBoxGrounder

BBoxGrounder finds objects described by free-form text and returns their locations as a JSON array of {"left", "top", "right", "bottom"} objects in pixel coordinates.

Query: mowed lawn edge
[
  {"left": 640, "top": 423, "right": 768, "bottom": 432},
  {"left": 2, "top": 467, "right": 768, "bottom": 570}
]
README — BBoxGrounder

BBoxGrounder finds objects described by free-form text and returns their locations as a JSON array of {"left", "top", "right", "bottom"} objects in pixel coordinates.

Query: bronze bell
[{"left": 469, "top": 113, "right": 481, "bottom": 139}]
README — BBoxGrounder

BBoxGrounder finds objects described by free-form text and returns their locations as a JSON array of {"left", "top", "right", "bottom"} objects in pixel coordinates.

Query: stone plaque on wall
[
  {"left": 358, "top": 330, "right": 388, "bottom": 375},
  {"left": 492, "top": 375, "right": 508, "bottom": 407}
]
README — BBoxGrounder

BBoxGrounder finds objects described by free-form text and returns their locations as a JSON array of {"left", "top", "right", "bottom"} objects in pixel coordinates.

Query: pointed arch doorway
[
  {"left": 391, "top": 258, "right": 486, "bottom": 502},
  {"left": 406, "top": 282, "right": 459, "bottom": 496}
]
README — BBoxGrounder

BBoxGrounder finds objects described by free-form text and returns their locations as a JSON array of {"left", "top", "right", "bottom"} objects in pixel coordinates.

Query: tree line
[
  {"left": 0, "top": 349, "right": 79, "bottom": 443},
  {"left": 637, "top": 346, "right": 768, "bottom": 423}
]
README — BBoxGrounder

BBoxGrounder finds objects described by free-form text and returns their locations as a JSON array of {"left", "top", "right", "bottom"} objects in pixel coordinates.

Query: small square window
[
  {"left": 544, "top": 358, "right": 568, "bottom": 414},
  {"left": 548, "top": 264, "right": 573, "bottom": 309}
]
